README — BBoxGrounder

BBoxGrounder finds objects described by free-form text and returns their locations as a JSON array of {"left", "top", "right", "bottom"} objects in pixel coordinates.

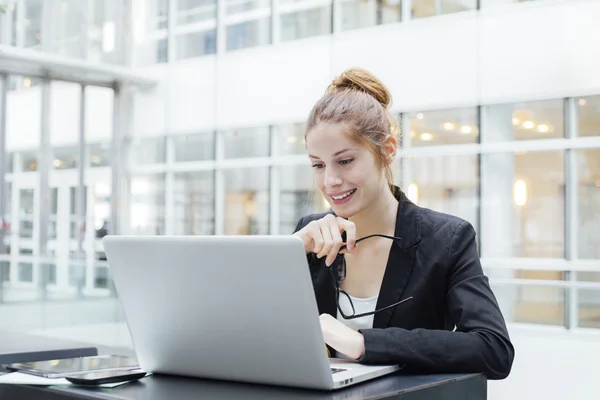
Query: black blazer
[{"left": 293, "top": 186, "right": 514, "bottom": 380}]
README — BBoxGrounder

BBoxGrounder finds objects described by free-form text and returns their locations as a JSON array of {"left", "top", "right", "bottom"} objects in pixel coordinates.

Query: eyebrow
[{"left": 308, "top": 148, "right": 357, "bottom": 159}]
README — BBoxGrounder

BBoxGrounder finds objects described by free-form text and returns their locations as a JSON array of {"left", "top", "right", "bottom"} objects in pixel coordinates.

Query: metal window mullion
[
  {"left": 565, "top": 97, "right": 579, "bottom": 330},
  {"left": 110, "top": 85, "right": 122, "bottom": 236},
  {"left": 0, "top": 74, "right": 7, "bottom": 303},
  {"left": 217, "top": 0, "right": 226, "bottom": 54},
  {"left": 271, "top": 0, "right": 280, "bottom": 44},
  {"left": 168, "top": 0, "right": 178, "bottom": 62},
  {"left": 269, "top": 126, "right": 279, "bottom": 235},
  {"left": 402, "top": 0, "right": 412, "bottom": 22},
  {"left": 332, "top": 0, "right": 341, "bottom": 33},
  {"left": 400, "top": 112, "right": 412, "bottom": 188},
  {"left": 164, "top": 136, "right": 175, "bottom": 235},
  {"left": 435, "top": 0, "right": 442, "bottom": 15},
  {"left": 215, "top": 130, "right": 224, "bottom": 235}
]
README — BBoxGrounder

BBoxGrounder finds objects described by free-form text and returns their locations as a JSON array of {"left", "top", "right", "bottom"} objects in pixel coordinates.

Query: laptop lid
[{"left": 102, "top": 235, "right": 334, "bottom": 390}]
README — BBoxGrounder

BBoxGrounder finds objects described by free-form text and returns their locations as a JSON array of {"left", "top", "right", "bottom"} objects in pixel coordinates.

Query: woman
[{"left": 293, "top": 68, "right": 514, "bottom": 380}]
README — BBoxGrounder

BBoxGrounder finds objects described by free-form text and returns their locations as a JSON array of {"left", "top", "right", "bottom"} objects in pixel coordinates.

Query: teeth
[{"left": 332, "top": 190, "right": 355, "bottom": 200}]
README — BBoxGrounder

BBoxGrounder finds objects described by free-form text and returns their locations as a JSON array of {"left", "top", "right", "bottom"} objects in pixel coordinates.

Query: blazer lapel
[{"left": 373, "top": 187, "right": 422, "bottom": 328}]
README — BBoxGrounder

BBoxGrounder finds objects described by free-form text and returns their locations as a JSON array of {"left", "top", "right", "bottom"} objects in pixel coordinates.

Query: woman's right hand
[{"left": 293, "top": 214, "right": 357, "bottom": 266}]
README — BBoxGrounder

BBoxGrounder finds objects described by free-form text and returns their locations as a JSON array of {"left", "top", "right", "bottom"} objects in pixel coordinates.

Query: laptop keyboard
[{"left": 331, "top": 368, "right": 346, "bottom": 374}]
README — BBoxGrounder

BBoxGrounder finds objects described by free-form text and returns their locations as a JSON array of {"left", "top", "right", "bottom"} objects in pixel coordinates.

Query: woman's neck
[{"left": 349, "top": 186, "right": 398, "bottom": 239}]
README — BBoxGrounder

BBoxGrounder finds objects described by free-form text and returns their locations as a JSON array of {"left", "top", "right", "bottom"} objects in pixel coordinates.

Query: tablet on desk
[{"left": 2, "top": 354, "right": 140, "bottom": 379}]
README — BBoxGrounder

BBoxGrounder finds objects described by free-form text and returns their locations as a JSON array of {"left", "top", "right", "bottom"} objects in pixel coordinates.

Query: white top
[{"left": 336, "top": 292, "right": 379, "bottom": 331}]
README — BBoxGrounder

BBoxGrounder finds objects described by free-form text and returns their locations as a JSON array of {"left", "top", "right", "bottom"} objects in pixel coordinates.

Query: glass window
[
  {"left": 577, "top": 272, "right": 600, "bottom": 329},
  {"left": 226, "top": 18, "right": 271, "bottom": 51},
  {"left": 224, "top": 168, "right": 269, "bottom": 235},
  {"left": 577, "top": 149, "right": 600, "bottom": 259},
  {"left": 411, "top": 0, "right": 476, "bottom": 18},
  {"left": 491, "top": 282, "right": 565, "bottom": 327},
  {"left": 132, "top": 0, "right": 169, "bottom": 65},
  {"left": 280, "top": 7, "right": 332, "bottom": 42},
  {"left": 177, "top": 0, "right": 217, "bottom": 25},
  {"left": 577, "top": 95, "right": 600, "bottom": 137},
  {"left": 5, "top": 152, "right": 14, "bottom": 173},
  {"left": 173, "top": 133, "right": 215, "bottom": 162},
  {"left": 173, "top": 171, "right": 215, "bottom": 235},
  {"left": 89, "top": 143, "right": 111, "bottom": 167},
  {"left": 404, "top": 154, "right": 479, "bottom": 233},
  {"left": 226, "top": 0, "right": 270, "bottom": 14},
  {"left": 22, "top": 0, "right": 43, "bottom": 50},
  {"left": 222, "top": 127, "right": 270, "bottom": 159},
  {"left": 51, "top": 0, "right": 86, "bottom": 59},
  {"left": 1, "top": 183, "right": 10, "bottom": 256},
  {"left": 407, "top": 107, "right": 479, "bottom": 147},
  {"left": 87, "top": 0, "right": 119, "bottom": 64},
  {"left": 340, "top": 0, "right": 401, "bottom": 32},
  {"left": 19, "top": 188, "right": 34, "bottom": 239},
  {"left": 91, "top": 180, "right": 112, "bottom": 259},
  {"left": 275, "top": 123, "right": 305, "bottom": 156},
  {"left": 176, "top": 29, "right": 217, "bottom": 60},
  {"left": 279, "top": 164, "right": 329, "bottom": 234},
  {"left": 20, "top": 151, "right": 38, "bottom": 172},
  {"left": 481, "top": 150, "right": 565, "bottom": 258},
  {"left": 52, "top": 146, "right": 79, "bottom": 170},
  {"left": 483, "top": 100, "right": 564, "bottom": 142},
  {"left": 130, "top": 174, "right": 166, "bottom": 235},
  {"left": 130, "top": 137, "right": 166, "bottom": 165}
]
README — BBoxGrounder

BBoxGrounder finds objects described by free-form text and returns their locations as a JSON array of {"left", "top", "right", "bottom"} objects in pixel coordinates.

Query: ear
[{"left": 384, "top": 135, "right": 397, "bottom": 165}]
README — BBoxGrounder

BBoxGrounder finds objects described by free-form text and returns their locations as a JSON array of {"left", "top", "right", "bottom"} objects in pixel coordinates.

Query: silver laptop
[{"left": 102, "top": 235, "right": 400, "bottom": 390}]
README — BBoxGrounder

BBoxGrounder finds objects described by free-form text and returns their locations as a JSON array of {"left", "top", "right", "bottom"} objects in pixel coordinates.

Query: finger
[
  {"left": 337, "top": 217, "right": 357, "bottom": 251},
  {"left": 326, "top": 217, "right": 344, "bottom": 266},
  {"left": 307, "top": 221, "right": 324, "bottom": 255},
  {"left": 317, "top": 219, "right": 334, "bottom": 260},
  {"left": 338, "top": 243, "right": 358, "bottom": 254}
]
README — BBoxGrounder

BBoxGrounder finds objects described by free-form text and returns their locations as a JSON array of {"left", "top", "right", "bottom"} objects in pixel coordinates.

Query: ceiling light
[
  {"left": 536, "top": 124, "right": 550, "bottom": 133},
  {"left": 52, "top": 159, "right": 61, "bottom": 167},
  {"left": 102, "top": 21, "right": 116, "bottom": 53},
  {"left": 420, "top": 132, "right": 433, "bottom": 141},
  {"left": 91, "top": 156, "right": 102, "bottom": 164},
  {"left": 407, "top": 183, "right": 419, "bottom": 204},
  {"left": 287, "top": 136, "right": 297, "bottom": 143},
  {"left": 516, "top": 150, "right": 527, "bottom": 155},
  {"left": 23, "top": 77, "right": 31, "bottom": 88},
  {"left": 512, "top": 118, "right": 520, "bottom": 125},
  {"left": 410, "top": 130, "right": 415, "bottom": 138},
  {"left": 460, "top": 125, "right": 473, "bottom": 134},
  {"left": 579, "top": 99, "right": 587, "bottom": 106},
  {"left": 522, "top": 121, "right": 534, "bottom": 129},
  {"left": 513, "top": 179, "right": 528, "bottom": 207},
  {"left": 23, "top": 18, "right": 30, "bottom": 26},
  {"left": 596, "top": 180, "right": 600, "bottom": 187},
  {"left": 9, "top": 3, "right": 15, "bottom": 11},
  {"left": 442, "top": 122, "right": 455, "bottom": 130},
  {"left": 416, "top": 113, "right": 424, "bottom": 120}
]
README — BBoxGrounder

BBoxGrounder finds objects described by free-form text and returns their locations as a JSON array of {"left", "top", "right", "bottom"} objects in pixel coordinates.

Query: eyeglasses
[{"left": 330, "top": 234, "right": 413, "bottom": 320}]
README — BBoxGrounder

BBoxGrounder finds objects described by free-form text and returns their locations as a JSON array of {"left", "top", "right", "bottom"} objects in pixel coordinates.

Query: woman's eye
[
  {"left": 339, "top": 158, "right": 354, "bottom": 165},
  {"left": 311, "top": 163, "right": 325, "bottom": 169}
]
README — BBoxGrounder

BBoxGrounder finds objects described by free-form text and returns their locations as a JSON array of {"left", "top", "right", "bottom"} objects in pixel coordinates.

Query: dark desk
[{"left": 0, "top": 371, "right": 486, "bottom": 399}]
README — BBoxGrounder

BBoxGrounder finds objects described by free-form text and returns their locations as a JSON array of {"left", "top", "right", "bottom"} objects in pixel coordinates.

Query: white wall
[{"left": 131, "top": 0, "right": 600, "bottom": 135}]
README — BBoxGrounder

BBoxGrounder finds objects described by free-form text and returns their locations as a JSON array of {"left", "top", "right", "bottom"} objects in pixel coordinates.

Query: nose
[{"left": 324, "top": 167, "right": 342, "bottom": 189}]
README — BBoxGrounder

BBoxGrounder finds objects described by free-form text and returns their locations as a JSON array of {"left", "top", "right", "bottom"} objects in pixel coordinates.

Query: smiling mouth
[{"left": 330, "top": 189, "right": 356, "bottom": 200}]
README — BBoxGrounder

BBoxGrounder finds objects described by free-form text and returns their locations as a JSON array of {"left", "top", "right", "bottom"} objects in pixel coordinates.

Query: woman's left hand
[{"left": 319, "top": 314, "right": 365, "bottom": 360}]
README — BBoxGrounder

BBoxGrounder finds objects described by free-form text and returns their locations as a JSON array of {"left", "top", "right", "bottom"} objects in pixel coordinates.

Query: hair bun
[{"left": 328, "top": 68, "right": 392, "bottom": 109}]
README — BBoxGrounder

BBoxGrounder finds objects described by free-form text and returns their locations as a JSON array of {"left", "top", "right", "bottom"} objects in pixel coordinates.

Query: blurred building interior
[{"left": 0, "top": 0, "right": 599, "bottom": 399}]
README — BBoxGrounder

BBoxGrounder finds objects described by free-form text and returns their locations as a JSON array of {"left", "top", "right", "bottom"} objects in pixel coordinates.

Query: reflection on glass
[
  {"left": 87, "top": 0, "right": 119, "bottom": 64},
  {"left": 130, "top": 174, "right": 166, "bottom": 235},
  {"left": 173, "top": 133, "right": 215, "bottom": 162},
  {"left": 50, "top": 0, "right": 86, "bottom": 58},
  {"left": 408, "top": 107, "right": 478, "bottom": 147},
  {"left": 411, "top": 0, "right": 476, "bottom": 18},
  {"left": 280, "top": 7, "right": 331, "bottom": 42},
  {"left": 227, "top": 18, "right": 271, "bottom": 51},
  {"left": 175, "top": 30, "right": 217, "bottom": 60},
  {"left": 279, "top": 165, "right": 329, "bottom": 234},
  {"left": 226, "top": 0, "right": 270, "bottom": 14},
  {"left": 89, "top": 143, "right": 111, "bottom": 167},
  {"left": 174, "top": 171, "right": 215, "bottom": 235},
  {"left": 491, "top": 283, "right": 565, "bottom": 326},
  {"left": 53, "top": 147, "right": 79, "bottom": 170},
  {"left": 405, "top": 155, "right": 479, "bottom": 232},
  {"left": 5, "top": 152, "right": 13, "bottom": 173},
  {"left": 340, "top": 0, "right": 401, "bottom": 31},
  {"left": 577, "top": 95, "right": 600, "bottom": 137},
  {"left": 577, "top": 272, "right": 600, "bottom": 329},
  {"left": 275, "top": 123, "right": 305, "bottom": 156},
  {"left": 19, "top": 189, "right": 34, "bottom": 239},
  {"left": 20, "top": 151, "right": 38, "bottom": 172},
  {"left": 129, "top": 137, "right": 166, "bottom": 165},
  {"left": 577, "top": 149, "right": 600, "bottom": 259},
  {"left": 1, "top": 183, "right": 10, "bottom": 256},
  {"left": 222, "top": 127, "right": 270, "bottom": 159},
  {"left": 23, "top": 0, "right": 43, "bottom": 50},
  {"left": 92, "top": 181, "right": 111, "bottom": 259},
  {"left": 177, "top": 0, "right": 217, "bottom": 24},
  {"left": 18, "top": 262, "right": 33, "bottom": 282},
  {"left": 482, "top": 151, "right": 564, "bottom": 258},
  {"left": 224, "top": 168, "right": 269, "bottom": 235},
  {"left": 484, "top": 100, "right": 564, "bottom": 142}
]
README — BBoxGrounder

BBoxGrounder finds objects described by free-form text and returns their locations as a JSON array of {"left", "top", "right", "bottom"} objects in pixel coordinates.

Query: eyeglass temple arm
[{"left": 339, "top": 234, "right": 403, "bottom": 250}]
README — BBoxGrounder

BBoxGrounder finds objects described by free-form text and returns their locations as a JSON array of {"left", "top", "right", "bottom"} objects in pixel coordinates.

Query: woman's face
[{"left": 306, "top": 123, "right": 387, "bottom": 218}]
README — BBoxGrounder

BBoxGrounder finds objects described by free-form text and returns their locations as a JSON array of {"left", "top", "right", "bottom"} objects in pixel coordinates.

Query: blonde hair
[{"left": 305, "top": 68, "right": 398, "bottom": 192}]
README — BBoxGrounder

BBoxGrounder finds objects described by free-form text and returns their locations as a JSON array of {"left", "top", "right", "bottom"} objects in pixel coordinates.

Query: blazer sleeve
[{"left": 357, "top": 221, "right": 515, "bottom": 380}]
